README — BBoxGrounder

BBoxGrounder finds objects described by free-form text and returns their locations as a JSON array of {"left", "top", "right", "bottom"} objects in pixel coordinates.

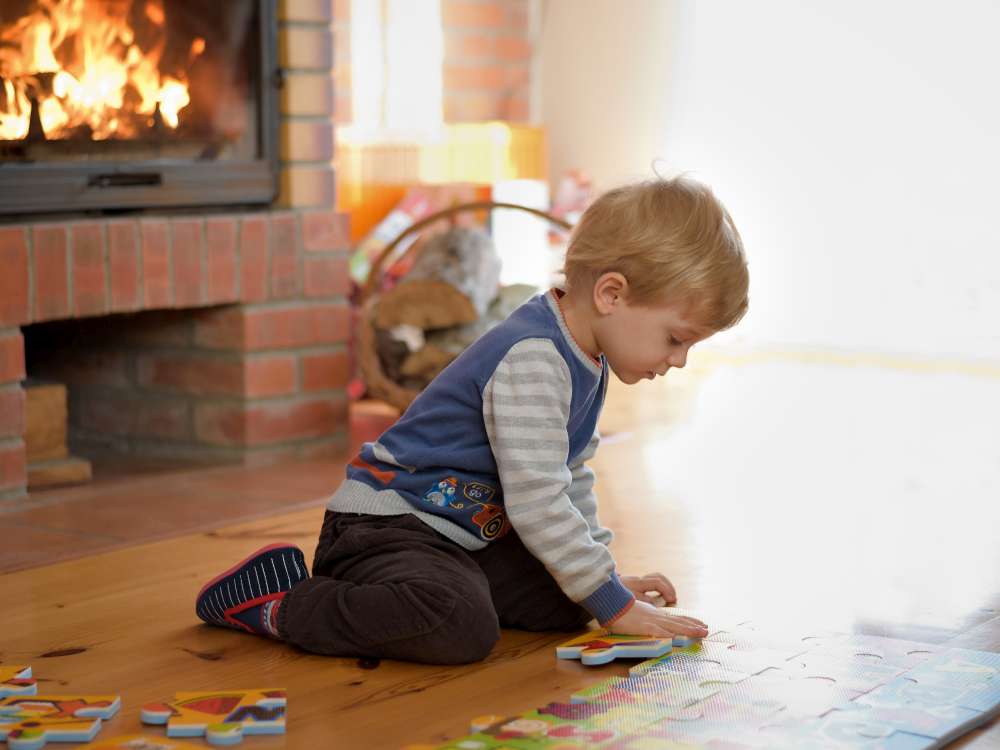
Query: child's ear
[{"left": 593, "top": 272, "right": 629, "bottom": 314}]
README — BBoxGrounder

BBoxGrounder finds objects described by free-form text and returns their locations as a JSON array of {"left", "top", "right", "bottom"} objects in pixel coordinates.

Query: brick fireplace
[{"left": 0, "top": 0, "right": 348, "bottom": 502}]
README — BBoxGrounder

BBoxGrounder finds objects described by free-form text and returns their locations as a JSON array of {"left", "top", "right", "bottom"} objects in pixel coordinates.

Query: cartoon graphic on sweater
[{"left": 422, "top": 477, "right": 458, "bottom": 507}]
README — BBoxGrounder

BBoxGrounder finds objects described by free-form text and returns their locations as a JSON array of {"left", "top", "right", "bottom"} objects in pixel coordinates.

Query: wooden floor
[{"left": 7, "top": 352, "right": 1000, "bottom": 748}]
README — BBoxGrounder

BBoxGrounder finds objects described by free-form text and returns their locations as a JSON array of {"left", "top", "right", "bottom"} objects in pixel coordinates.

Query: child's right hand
[{"left": 607, "top": 599, "right": 709, "bottom": 640}]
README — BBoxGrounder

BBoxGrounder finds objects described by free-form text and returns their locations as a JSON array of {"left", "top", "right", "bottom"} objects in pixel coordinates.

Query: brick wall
[
  {"left": 0, "top": 209, "right": 351, "bottom": 501},
  {"left": 332, "top": 0, "right": 533, "bottom": 125}
]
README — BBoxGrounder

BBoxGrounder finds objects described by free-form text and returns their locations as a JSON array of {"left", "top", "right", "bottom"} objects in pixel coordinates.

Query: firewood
[
  {"left": 374, "top": 226, "right": 501, "bottom": 329},
  {"left": 398, "top": 284, "right": 539, "bottom": 388}
]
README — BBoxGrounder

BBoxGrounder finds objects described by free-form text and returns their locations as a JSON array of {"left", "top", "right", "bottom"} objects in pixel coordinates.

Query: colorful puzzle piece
[
  {"left": 0, "top": 694, "right": 121, "bottom": 750},
  {"left": 0, "top": 669, "right": 36, "bottom": 699},
  {"left": 89, "top": 735, "right": 202, "bottom": 749},
  {"left": 556, "top": 632, "right": 675, "bottom": 665},
  {"left": 141, "top": 689, "right": 285, "bottom": 746}
]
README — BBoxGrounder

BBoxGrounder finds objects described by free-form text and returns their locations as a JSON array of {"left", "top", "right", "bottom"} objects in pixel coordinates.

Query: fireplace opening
[
  {"left": 0, "top": 0, "right": 278, "bottom": 216},
  {"left": 23, "top": 308, "right": 237, "bottom": 483}
]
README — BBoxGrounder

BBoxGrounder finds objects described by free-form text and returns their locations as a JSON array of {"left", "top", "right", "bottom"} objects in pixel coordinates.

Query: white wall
[
  {"left": 661, "top": 0, "right": 1000, "bottom": 359},
  {"left": 538, "top": 0, "right": 677, "bottom": 191}
]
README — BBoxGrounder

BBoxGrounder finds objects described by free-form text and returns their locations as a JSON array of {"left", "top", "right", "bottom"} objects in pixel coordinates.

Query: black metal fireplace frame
[{"left": 0, "top": 1, "right": 279, "bottom": 218}]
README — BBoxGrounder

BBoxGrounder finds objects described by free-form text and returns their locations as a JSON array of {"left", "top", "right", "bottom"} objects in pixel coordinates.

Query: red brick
[
  {"left": 443, "top": 0, "right": 506, "bottom": 28},
  {"left": 107, "top": 221, "right": 140, "bottom": 311},
  {"left": 301, "top": 210, "right": 350, "bottom": 252},
  {"left": 32, "top": 225, "right": 70, "bottom": 322},
  {"left": 136, "top": 354, "right": 242, "bottom": 396},
  {"left": 0, "top": 386, "right": 25, "bottom": 439},
  {"left": 135, "top": 352, "right": 296, "bottom": 398},
  {"left": 508, "top": 3, "right": 529, "bottom": 32},
  {"left": 445, "top": 32, "right": 496, "bottom": 59},
  {"left": 0, "top": 440, "right": 26, "bottom": 491},
  {"left": 171, "top": 218, "right": 205, "bottom": 308},
  {"left": 133, "top": 399, "right": 192, "bottom": 440},
  {"left": 205, "top": 218, "right": 239, "bottom": 304},
  {"left": 444, "top": 63, "right": 508, "bottom": 91},
  {"left": 141, "top": 220, "right": 172, "bottom": 309},
  {"left": 269, "top": 213, "right": 300, "bottom": 299},
  {"left": 71, "top": 222, "right": 108, "bottom": 317},
  {"left": 506, "top": 94, "right": 530, "bottom": 121},
  {"left": 0, "top": 228, "right": 29, "bottom": 326},
  {"left": 245, "top": 355, "right": 298, "bottom": 397},
  {"left": 444, "top": 92, "right": 503, "bottom": 122},
  {"left": 495, "top": 35, "right": 532, "bottom": 61},
  {"left": 195, "top": 396, "right": 347, "bottom": 447},
  {"left": 239, "top": 216, "right": 269, "bottom": 302},
  {"left": 195, "top": 304, "right": 350, "bottom": 351},
  {"left": 304, "top": 255, "right": 350, "bottom": 298},
  {"left": 76, "top": 393, "right": 190, "bottom": 440},
  {"left": 301, "top": 350, "right": 351, "bottom": 392},
  {"left": 34, "top": 350, "right": 130, "bottom": 388},
  {"left": 0, "top": 332, "right": 25, "bottom": 383},
  {"left": 108, "top": 311, "right": 193, "bottom": 348}
]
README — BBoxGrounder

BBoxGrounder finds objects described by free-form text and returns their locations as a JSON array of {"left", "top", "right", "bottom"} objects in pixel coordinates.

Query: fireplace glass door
[{"left": 0, "top": 0, "right": 277, "bottom": 215}]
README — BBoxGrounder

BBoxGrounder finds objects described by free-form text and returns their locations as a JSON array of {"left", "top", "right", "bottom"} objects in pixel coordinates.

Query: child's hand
[
  {"left": 608, "top": 599, "right": 709, "bottom": 639},
  {"left": 620, "top": 573, "right": 678, "bottom": 606}
]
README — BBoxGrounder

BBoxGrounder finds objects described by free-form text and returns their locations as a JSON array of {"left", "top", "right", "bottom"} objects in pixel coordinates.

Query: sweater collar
[{"left": 545, "top": 289, "right": 604, "bottom": 376}]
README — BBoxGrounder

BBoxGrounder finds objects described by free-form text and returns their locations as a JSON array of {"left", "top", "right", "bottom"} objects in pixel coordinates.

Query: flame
[{"left": 0, "top": 0, "right": 205, "bottom": 141}]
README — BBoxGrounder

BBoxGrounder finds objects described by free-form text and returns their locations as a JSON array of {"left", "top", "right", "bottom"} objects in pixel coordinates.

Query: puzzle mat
[{"left": 412, "top": 618, "right": 1000, "bottom": 749}]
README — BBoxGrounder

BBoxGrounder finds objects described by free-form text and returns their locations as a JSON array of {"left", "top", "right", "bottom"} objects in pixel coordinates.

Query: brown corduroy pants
[{"left": 277, "top": 511, "right": 592, "bottom": 664}]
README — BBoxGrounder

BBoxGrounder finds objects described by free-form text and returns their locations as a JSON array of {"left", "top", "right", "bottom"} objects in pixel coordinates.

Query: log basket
[{"left": 356, "top": 201, "right": 573, "bottom": 412}]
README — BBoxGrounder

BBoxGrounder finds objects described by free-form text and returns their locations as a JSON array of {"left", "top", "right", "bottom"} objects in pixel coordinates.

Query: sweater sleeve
[
  {"left": 482, "top": 337, "right": 634, "bottom": 625},
  {"left": 568, "top": 429, "right": 614, "bottom": 547}
]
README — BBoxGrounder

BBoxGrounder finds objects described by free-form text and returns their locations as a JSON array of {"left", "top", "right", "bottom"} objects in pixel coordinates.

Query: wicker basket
[{"left": 356, "top": 201, "right": 573, "bottom": 411}]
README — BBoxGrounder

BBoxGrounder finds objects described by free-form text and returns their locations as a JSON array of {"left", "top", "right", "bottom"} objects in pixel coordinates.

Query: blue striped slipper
[{"left": 195, "top": 543, "right": 308, "bottom": 638}]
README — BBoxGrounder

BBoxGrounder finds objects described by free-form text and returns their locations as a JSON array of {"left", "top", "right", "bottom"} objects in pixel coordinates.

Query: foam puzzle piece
[
  {"left": 632, "top": 640, "right": 794, "bottom": 679},
  {"left": 556, "top": 632, "right": 675, "bottom": 665},
  {"left": 89, "top": 736, "right": 202, "bottom": 749},
  {"left": 572, "top": 673, "right": 724, "bottom": 710},
  {"left": 765, "top": 650, "right": 906, "bottom": 693},
  {"left": 0, "top": 694, "right": 121, "bottom": 750},
  {"left": 0, "top": 669, "right": 36, "bottom": 699},
  {"left": 807, "top": 634, "right": 942, "bottom": 670},
  {"left": 140, "top": 689, "right": 285, "bottom": 746}
]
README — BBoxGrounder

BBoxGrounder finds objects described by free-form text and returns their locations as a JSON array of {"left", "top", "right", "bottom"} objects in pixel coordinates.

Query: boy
[{"left": 195, "top": 176, "right": 749, "bottom": 665}]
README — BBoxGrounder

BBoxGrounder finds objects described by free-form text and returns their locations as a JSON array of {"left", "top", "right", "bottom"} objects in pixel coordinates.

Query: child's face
[{"left": 595, "top": 297, "right": 715, "bottom": 385}]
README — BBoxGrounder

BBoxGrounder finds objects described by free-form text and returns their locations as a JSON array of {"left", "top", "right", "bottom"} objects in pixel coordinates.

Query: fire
[{"left": 0, "top": 0, "right": 204, "bottom": 141}]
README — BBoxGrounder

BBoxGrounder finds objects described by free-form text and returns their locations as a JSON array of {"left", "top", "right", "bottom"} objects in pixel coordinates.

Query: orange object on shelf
[{"left": 335, "top": 123, "right": 547, "bottom": 243}]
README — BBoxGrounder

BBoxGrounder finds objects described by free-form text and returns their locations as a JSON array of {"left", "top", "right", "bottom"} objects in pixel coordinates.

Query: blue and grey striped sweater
[{"left": 329, "top": 290, "right": 634, "bottom": 625}]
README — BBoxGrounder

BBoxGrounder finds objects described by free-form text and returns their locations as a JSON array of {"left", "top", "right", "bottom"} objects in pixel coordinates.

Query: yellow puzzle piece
[{"left": 141, "top": 689, "right": 286, "bottom": 745}]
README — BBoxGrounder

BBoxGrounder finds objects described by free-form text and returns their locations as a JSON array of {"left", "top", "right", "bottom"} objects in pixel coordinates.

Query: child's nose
[{"left": 668, "top": 347, "right": 688, "bottom": 369}]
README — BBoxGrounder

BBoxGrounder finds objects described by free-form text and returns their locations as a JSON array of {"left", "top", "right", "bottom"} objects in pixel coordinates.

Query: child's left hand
[{"left": 621, "top": 573, "right": 678, "bottom": 606}]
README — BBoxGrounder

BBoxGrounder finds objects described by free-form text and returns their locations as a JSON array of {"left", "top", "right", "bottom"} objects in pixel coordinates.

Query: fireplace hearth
[{"left": 0, "top": 0, "right": 278, "bottom": 216}]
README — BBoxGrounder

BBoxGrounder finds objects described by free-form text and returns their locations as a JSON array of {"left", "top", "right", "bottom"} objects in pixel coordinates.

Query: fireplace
[
  {"left": 0, "top": 0, "right": 279, "bottom": 216},
  {"left": 0, "top": 0, "right": 348, "bottom": 503}
]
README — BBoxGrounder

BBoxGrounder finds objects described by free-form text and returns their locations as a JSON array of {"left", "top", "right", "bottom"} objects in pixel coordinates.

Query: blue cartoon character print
[{"left": 422, "top": 477, "right": 458, "bottom": 507}]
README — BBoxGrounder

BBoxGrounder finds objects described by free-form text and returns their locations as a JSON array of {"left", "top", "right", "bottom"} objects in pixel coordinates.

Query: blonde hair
[{"left": 563, "top": 176, "right": 749, "bottom": 331}]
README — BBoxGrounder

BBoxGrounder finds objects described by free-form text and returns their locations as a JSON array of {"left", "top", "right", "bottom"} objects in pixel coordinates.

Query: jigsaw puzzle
[
  {"left": 140, "top": 689, "right": 286, "bottom": 746},
  {"left": 414, "top": 621, "right": 1000, "bottom": 749},
  {"left": 0, "top": 694, "right": 121, "bottom": 750},
  {"left": 0, "top": 669, "right": 36, "bottom": 699}
]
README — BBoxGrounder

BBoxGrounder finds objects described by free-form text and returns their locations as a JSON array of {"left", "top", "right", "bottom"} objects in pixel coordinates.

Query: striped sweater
[{"left": 328, "top": 290, "right": 634, "bottom": 625}]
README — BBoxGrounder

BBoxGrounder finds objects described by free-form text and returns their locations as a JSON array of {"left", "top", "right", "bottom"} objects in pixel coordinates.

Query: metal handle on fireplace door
[{"left": 87, "top": 173, "right": 163, "bottom": 188}]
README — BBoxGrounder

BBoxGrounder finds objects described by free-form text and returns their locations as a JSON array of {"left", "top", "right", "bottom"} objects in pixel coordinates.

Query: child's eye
[{"left": 668, "top": 336, "right": 683, "bottom": 346}]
